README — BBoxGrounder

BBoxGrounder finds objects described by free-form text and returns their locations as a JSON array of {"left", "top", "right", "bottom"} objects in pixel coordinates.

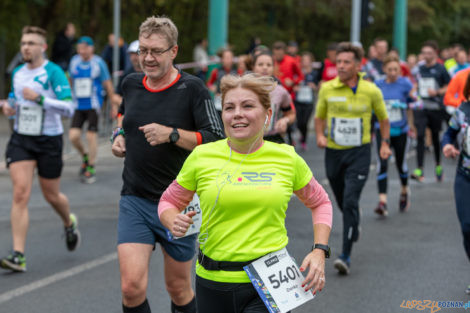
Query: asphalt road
[{"left": 0, "top": 122, "right": 468, "bottom": 313}]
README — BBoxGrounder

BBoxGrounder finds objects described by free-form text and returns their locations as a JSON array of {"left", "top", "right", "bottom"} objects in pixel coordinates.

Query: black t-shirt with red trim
[{"left": 120, "top": 70, "right": 224, "bottom": 201}]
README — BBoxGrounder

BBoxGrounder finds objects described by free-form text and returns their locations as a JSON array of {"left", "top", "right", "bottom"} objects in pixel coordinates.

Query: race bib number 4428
[
  {"left": 244, "top": 248, "right": 314, "bottom": 313},
  {"left": 332, "top": 117, "right": 362, "bottom": 146}
]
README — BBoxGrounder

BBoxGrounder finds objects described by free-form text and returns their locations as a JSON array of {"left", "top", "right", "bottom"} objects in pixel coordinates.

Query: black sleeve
[
  {"left": 119, "top": 74, "right": 132, "bottom": 115},
  {"left": 118, "top": 98, "right": 125, "bottom": 115},
  {"left": 441, "top": 66, "right": 451, "bottom": 86},
  {"left": 190, "top": 80, "right": 225, "bottom": 143}
]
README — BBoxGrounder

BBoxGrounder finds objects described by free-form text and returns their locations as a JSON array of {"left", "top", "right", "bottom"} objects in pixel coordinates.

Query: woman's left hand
[{"left": 299, "top": 249, "right": 326, "bottom": 295}]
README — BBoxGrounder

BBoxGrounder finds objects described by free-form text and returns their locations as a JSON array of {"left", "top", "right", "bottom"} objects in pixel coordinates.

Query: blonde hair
[
  {"left": 220, "top": 73, "right": 276, "bottom": 110},
  {"left": 139, "top": 16, "right": 178, "bottom": 46}
]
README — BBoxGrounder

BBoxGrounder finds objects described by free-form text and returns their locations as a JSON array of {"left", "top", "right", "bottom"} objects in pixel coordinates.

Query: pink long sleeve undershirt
[{"left": 158, "top": 178, "right": 333, "bottom": 229}]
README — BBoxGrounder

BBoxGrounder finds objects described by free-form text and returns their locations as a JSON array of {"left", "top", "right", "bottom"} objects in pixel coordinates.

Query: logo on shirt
[
  {"left": 241, "top": 172, "right": 275, "bottom": 182},
  {"left": 34, "top": 73, "right": 49, "bottom": 90}
]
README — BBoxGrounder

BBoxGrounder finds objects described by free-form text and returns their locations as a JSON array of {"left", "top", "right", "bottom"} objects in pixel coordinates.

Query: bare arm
[
  {"left": 314, "top": 117, "right": 327, "bottom": 148},
  {"left": 378, "top": 118, "right": 392, "bottom": 159}
]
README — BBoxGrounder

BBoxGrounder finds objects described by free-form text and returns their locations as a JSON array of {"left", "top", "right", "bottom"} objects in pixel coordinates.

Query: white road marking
[{"left": 0, "top": 252, "right": 117, "bottom": 304}]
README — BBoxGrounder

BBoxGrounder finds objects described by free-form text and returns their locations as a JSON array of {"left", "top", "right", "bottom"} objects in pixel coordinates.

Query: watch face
[{"left": 170, "top": 129, "right": 179, "bottom": 143}]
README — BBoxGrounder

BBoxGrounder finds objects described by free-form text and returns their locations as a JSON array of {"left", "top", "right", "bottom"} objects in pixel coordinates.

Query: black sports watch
[
  {"left": 383, "top": 138, "right": 391, "bottom": 145},
  {"left": 312, "top": 244, "right": 330, "bottom": 258},
  {"left": 169, "top": 127, "right": 180, "bottom": 143}
]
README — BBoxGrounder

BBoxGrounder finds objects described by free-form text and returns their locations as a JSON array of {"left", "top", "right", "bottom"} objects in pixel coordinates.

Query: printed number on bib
[
  {"left": 418, "top": 77, "right": 437, "bottom": 98},
  {"left": 332, "top": 117, "right": 362, "bottom": 146},
  {"left": 385, "top": 100, "right": 403, "bottom": 123},
  {"left": 17, "top": 105, "right": 44, "bottom": 136},
  {"left": 173, "top": 194, "right": 202, "bottom": 240},
  {"left": 74, "top": 78, "right": 93, "bottom": 98},
  {"left": 296, "top": 85, "right": 314, "bottom": 103},
  {"left": 244, "top": 248, "right": 314, "bottom": 313}
]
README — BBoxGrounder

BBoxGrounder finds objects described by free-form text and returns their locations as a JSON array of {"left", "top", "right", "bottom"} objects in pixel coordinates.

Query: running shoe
[
  {"left": 0, "top": 251, "right": 26, "bottom": 272},
  {"left": 410, "top": 168, "right": 424, "bottom": 182},
  {"left": 435, "top": 165, "right": 443, "bottom": 182},
  {"left": 374, "top": 202, "right": 388, "bottom": 217},
  {"left": 399, "top": 192, "right": 409, "bottom": 212},
  {"left": 79, "top": 154, "right": 89, "bottom": 177},
  {"left": 81, "top": 165, "right": 96, "bottom": 184},
  {"left": 301, "top": 142, "right": 307, "bottom": 151},
  {"left": 334, "top": 254, "right": 350, "bottom": 275},
  {"left": 466, "top": 285, "right": 470, "bottom": 295},
  {"left": 65, "top": 213, "right": 81, "bottom": 251}
]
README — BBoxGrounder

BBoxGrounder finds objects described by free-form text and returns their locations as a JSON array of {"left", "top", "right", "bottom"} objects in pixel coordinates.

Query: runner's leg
[
  {"left": 86, "top": 130, "right": 98, "bottom": 165},
  {"left": 39, "top": 177, "right": 72, "bottom": 227},
  {"left": 455, "top": 173, "right": 470, "bottom": 261},
  {"left": 10, "top": 160, "right": 36, "bottom": 253},
  {"left": 69, "top": 127, "right": 86, "bottom": 155},
  {"left": 162, "top": 248, "right": 196, "bottom": 312},
  {"left": 118, "top": 243, "right": 153, "bottom": 310}
]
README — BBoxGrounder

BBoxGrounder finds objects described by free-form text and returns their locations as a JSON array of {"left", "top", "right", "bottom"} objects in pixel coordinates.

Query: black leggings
[
  {"left": 375, "top": 131, "right": 409, "bottom": 194},
  {"left": 294, "top": 101, "right": 314, "bottom": 144},
  {"left": 196, "top": 276, "right": 271, "bottom": 313},
  {"left": 413, "top": 109, "right": 443, "bottom": 167},
  {"left": 455, "top": 171, "right": 470, "bottom": 261},
  {"left": 325, "top": 144, "right": 371, "bottom": 257}
]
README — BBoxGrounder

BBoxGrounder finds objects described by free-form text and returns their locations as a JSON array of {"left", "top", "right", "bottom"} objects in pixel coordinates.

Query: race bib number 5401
[{"left": 244, "top": 248, "right": 314, "bottom": 313}]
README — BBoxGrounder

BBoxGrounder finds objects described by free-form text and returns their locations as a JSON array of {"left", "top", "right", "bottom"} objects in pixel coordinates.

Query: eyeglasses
[{"left": 137, "top": 46, "right": 173, "bottom": 58}]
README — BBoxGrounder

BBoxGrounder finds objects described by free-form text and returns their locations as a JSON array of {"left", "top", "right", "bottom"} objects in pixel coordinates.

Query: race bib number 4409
[
  {"left": 244, "top": 248, "right": 314, "bottom": 313},
  {"left": 17, "top": 105, "right": 44, "bottom": 136}
]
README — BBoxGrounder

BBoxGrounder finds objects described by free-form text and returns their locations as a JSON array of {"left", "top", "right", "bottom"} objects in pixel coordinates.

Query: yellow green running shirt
[
  {"left": 315, "top": 75, "right": 388, "bottom": 149},
  {"left": 176, "top": 139, "right": 312, "bottom": 283}
]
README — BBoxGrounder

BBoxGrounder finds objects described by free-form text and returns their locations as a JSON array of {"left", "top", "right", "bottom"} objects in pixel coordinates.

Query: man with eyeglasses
[
  {"left": 1, "top": 26, "right": 80, "bottom": 273},
  {"left": 111, "top": 16, "right": 224, "bottom": 313}
]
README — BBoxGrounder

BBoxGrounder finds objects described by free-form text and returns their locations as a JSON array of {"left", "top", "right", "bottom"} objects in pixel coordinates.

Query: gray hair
[{"left": 139, "top": 16, "right": 178, "bottom": 46}]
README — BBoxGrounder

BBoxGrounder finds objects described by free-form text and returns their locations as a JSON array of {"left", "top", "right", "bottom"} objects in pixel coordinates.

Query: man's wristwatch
[
  {"left": 34, "top": 95, "right": 44, "bottom": 105},
  {"left": 169, "top": 127, "right": 180, "bottom": 143},
  {"left": 312, "top": 244, "right": 330, "bottom": 258},
  {"left": 383, "top": 138, "right": 391, "bottom": 145}
]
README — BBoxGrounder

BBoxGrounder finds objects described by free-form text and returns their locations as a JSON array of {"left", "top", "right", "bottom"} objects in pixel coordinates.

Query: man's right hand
[
  {"left": 2, "top": 100, "right": 16, "bottom": 116},
  {"left": 316, "top": 135, "right": 327, "bottom": 148},
  {"left": 112, "top": 135, "right": 126, "bottom": 157}
]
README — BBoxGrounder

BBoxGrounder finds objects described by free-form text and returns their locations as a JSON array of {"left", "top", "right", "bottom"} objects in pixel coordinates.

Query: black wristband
[{"left": 312, "top": 244, "right": 330, "bottom": 258}]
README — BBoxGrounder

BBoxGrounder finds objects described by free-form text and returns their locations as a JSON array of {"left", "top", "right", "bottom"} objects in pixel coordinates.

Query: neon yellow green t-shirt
[
  {"left": 176, "top": 139, "right": 313, "bottom": 283},
  {"left": 315, "top": 75, "right": 388, "bottom": 149}
]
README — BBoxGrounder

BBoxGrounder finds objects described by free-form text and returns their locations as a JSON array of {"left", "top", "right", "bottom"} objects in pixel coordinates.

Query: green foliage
[{"left": 0, "top": 0, "right": 469, "bottom": 67}]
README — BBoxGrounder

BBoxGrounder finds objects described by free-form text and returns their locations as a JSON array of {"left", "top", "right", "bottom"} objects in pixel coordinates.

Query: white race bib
[
  {"left": 74, "top": 78, "right": 93, "bottom": 98},
  {"left": 244, "top": 248, "right": 314, "bottom": 313},
  {"left": 385, "top": 100, "right": 403, "bottom": 123},
  {"left": 332, "top": 117, "right": 362, "bottom": 146},
  {"left": 17, "top": 105, "right": 44, "bottom": 136},
  {"left": 296, "top": 85, "right": 314, "bottom": 103},
  {"left": 214, "top": 94, "right": 222, "bottom": 111},
  {"left": 169, "top": 194, "right": 202, "bottom": 240},
  {"left": 418, "top": 77, "right": 437, "bottom": 98}
]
